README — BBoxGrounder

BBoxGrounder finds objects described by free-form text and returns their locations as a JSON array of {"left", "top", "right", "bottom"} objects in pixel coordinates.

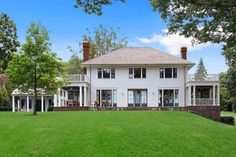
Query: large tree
[
  {"left": 194, "top": 58, "right": 208, "bottom": 81},
  {"left": 81, "top": 25, "right": 127, "bottom": 59},
  {"left": 66, "top": 51, "right": 82, "bottom": 74},
  {"left": 7, "top": 23, "right": 64, "bottom": 115},
  {"left": 0, "top": 13, "right": 20, "bottom": 73}
]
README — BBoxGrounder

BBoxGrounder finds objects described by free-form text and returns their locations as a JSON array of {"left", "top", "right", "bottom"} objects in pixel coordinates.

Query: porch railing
[
  {"left": 67, "top": 74, "right": 89, "bottom": 83},
  {"left": 191, "top": 98, "right": 218, "bottom": 105},
  {"left": 187, "top": 74, "right": 219, "bottom": 82}
]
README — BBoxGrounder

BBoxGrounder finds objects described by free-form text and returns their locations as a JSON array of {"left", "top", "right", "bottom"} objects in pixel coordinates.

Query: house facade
[{"left": 11, "top": 41, "right": 220, "bottom": 112}]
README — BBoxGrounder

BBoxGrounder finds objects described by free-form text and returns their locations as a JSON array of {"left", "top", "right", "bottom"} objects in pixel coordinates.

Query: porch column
[
  {"left": 41, "top": 95, "right": 44, "bottom": 112},
  {"left": 193, "top": 85, "right": 196, "bottom": 106},
  {"left": 12, "top": 95, "right": 15, "bottom": 112},
  {"left": 53, "top": 94, "right": 57, "bottom": 107},
  {"left": 84, "top": 87, "right": 87, "bottom": 106},
  {"left": 217, "top": 85, "right": 220, "bottom": 106},
  {"left": 188, "top": 86, "right": 191, "bottom": 106},
  {"left": 213, "top": 85, "right": 216, "bottom": 105},
  {"left": 79, "top": 86, "right": 82, "bottom": 106},
  {"left": 17, "top": 99, "right": 20, "bottom": 112},
  {"left": 27, "top": 96, "right": 29, "bottom": 112},
  {"left": 58, "top": 90, "right": 61, "bottom": 107}
]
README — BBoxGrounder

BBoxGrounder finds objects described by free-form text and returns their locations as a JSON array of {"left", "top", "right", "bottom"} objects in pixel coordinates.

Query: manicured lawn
[{"left": 0, "top": 111, "right": 236, "bottom": 157}]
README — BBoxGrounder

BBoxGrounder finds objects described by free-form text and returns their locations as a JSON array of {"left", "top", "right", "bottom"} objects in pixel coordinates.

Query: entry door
[{"left": 134, "top": 90, "right": 141, "bottom": 107}]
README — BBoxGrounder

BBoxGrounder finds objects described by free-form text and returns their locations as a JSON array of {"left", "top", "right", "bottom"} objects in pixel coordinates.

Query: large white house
[{"left": 11, "top": 41, "right": 220, "bottom": 112}]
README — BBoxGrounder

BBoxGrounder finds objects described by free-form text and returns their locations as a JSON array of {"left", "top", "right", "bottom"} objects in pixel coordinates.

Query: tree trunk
[{"left": 33, "top": 63, "right": 37, "bottom": 115}]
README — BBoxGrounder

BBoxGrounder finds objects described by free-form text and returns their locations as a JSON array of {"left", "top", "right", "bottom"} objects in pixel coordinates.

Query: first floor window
[
  {"left": 128, "top": 89, "right": 147, "bottom": 107},
  {"left": 158, "top": 89, "right": 179, "bottom": 106},
  {"left": 96, "top": 89, "right": 117, "bottom": 107}
]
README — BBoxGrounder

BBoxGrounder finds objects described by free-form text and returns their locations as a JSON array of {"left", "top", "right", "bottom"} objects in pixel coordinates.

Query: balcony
[
  {"left": 67, "top": 74, "right": 89, "bottom": 83},
  {"left": 187, "top": 74, "right": 219, "bottom": 82}
]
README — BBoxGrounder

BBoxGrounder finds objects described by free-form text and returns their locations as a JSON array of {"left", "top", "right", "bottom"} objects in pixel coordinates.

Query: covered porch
[{"left": 187, "top": 74, "right": 220, "bottom": 106}]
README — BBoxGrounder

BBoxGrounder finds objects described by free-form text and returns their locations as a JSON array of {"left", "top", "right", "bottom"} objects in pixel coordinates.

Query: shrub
[
  {"left": 220, "top": 116, "right": 235, "bottom": 126},
  {"left": 233, "top": 105, "right": 236, "bottom": 113},
  {"left": 0, "top": 106, "right": 12, "bottom": 111},
  {"left": 47, "top": 106, "right": 54, "bottom": 112}
]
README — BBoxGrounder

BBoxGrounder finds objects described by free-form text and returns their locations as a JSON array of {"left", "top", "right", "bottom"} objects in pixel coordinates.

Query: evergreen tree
[{"left": 194, "top": 58, "right": 208, "bottom": 81}]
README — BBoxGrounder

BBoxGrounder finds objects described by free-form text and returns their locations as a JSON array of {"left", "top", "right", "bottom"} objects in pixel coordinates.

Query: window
[
  {"left": 111, "top": 68, "right": 115, "bottom": 78},
  {"left": 103, "top": 69, "right": 110, "bottom": 78},
  {"left": 158, "top": 89, "right": 179, "bottom": 106},
  {"left": 129, "top": 68, "right": 146, "bottom": 79},
  {"left": 96, "top": 89, "right": 117, "bottom": 107},
  {"left": 160, "top": 68, "right": 164, "bottom": 78},
  {"left": 165, "top": 68, "right": 172, "bottom": 78},
  {"left": 160, "top": 68, "right": 177, "bottom": 78},
  {"left": 97, "top": 68, "right": 115, "bottom": 79},
  {"left": 128, "top": 89, "right": 147, "bottom": 107},
  {"left": 98, "top": 68, "right": 102, "bottom": 78},
  {"left": 173, "top": 68, "right": 177, "bottom": 78}
]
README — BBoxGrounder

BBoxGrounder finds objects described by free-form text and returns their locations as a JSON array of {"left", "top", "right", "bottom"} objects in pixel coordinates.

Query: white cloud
[{"left": 136, "top": 29, "right": 212, "bottom": 55}]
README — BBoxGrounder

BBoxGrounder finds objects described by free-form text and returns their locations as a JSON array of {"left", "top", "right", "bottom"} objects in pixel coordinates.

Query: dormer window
[
  {"left": 160, "top": 68, "right": 177, "bottom": 78},
  {"left": 98, "top": 68, "right": 115, "bottom": 79}
]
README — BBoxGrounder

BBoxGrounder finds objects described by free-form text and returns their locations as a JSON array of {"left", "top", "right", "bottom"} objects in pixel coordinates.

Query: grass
[{"left": 0, "top": 111, "right": 236, "bottom": 157}]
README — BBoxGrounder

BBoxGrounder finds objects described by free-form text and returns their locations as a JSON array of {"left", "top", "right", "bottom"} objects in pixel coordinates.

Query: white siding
[{"left": 88, "top": 65, "right": 188, "bottom": 107}]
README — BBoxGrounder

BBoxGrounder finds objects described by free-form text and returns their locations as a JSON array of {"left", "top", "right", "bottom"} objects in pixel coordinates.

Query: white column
[
  {"left": 193, "top": 85, "right": 196, "bottom": 106},
  {"left": 53, "top": 94, "right": 57, "bottom": 107},
  {"left": 41, "top": 95, "right": 44, "bottom": 112},
  {"left": 84, "top": 87, "right": 87, "bottom": 106},
  {"left": 17, "top": 99, "right": 20, "bottom": 112},
  {"left": 27, "top": 96, "right": 29, "bottom": 112},
  {"left": 188, "top": 86, "right": 191, "bottom": 106},
  {"left": 217, "top": 85, "right": 220, "bottom": 106},
  {"left": 58, "top": 91, "right": 61, "bottom": 107},
  {"left": 45, "top": 98, "right": 49, "bottom": 112},
  {"left": 12, "top": 95, "right": 15, "bottom": 112},
  {"left": 161, "top": 90, "right": 164, "bottom": 107},
  {"left": 213, "top": 85, "right": 216, "bottom": 105},
  {"left": 79, "top": 86, "right": 82, "bottom": 106}
]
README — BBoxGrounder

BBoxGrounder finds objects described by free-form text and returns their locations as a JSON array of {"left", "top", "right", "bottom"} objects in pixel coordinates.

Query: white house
[{"left": 11, "top": 41, "right": 220, "bottom": 112}]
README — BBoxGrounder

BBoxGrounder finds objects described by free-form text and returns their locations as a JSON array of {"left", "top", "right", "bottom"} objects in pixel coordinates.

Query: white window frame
[
  {"left": 129, "top": 68, "right": 146, "bottom": 79},
  {"left": 159, "top": 68, "right": 178, "bottom": 79},
  {"left": 158, "top": 88, "right": 179, "bottom": 106},
  {"left": 97, "top": 68, "right": 115, "bottom": 79}
]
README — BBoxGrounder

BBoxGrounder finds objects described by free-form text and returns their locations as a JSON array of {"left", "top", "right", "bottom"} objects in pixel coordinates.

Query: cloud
[{"left": 136, "top": 29, "right": 212, "bottom": 55}]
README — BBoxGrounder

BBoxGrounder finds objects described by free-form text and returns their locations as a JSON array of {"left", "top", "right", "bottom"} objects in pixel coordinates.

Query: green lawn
[{"left": 0, "top": 111, "right": 236, "bottom": 157}]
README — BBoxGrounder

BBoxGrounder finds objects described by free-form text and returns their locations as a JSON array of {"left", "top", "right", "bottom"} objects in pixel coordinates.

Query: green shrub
[
  {"left": 0, "top": 86, "right": 10, "bottom": 108},
  {"left": 220, "top": 116, "right": 235, "bottom": 125},
  {"left": 48, "top": 106, "right": 54, "bottom": 112},
  {"left": 0, "top": 106, "right": 12, "bottom": 111}
]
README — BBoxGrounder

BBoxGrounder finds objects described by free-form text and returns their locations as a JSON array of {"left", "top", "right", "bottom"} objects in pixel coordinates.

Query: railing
[
  {"left": 191, "top": 98, "right": 218, "bottom": 106},
  {"left": 67, "top": 74, "right": 89, "bottom": 83},
  {"left": 187, "top": 74, "right": 219, "bottom": 82}
]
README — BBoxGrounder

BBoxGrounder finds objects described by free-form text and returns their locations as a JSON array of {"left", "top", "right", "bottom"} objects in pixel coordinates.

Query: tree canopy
[
  {"left": 66, "top": 51, "right": 82, "bottom": 74},
  {"left": 0, "top": 13, "right": 20, "bottom": 73},
  {"left": 81, "top": 25, "right": 127, "bottom": 59},
  {"left": 6, "top": 23, "right": 64, "bottom": 115}
]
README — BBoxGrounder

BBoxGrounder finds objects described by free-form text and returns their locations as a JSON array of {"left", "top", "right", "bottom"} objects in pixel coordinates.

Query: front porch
[{"left": 187, "top": 74, "right": 220, "bottom": 106}]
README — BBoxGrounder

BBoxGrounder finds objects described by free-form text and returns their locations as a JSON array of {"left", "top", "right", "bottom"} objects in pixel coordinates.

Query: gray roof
[{"left": 81, "top": 47, "right": 194, "bottom": 66}]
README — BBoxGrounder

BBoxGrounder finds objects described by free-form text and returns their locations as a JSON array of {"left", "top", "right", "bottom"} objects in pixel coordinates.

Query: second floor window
[
  {"left": 98, "top": 68, "right": 115, "bottom": 79},
  {"left": 129, "top": 68, "right": 146, "bottom": 79},
  {"left": 160, "top": 68, "right": 177, "bottom": 78}
]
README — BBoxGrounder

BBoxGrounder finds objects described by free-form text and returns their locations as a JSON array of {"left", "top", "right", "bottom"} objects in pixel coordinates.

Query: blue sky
[{"left": 0, "top": 0, "right": 227, "bottom": 74}]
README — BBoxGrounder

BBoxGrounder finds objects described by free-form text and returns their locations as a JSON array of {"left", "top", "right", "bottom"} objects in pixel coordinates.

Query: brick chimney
[
  {"left": 181, "top": 47, "right": 187, "bottom": 60},
  {"left": 83, "top": 40, "right": 90, "bottom": 62}
]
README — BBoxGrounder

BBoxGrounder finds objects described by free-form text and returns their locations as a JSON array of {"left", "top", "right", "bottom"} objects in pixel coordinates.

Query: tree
[
  {"left": 219, "top": 72, "right": 231, "bottom": 111},
  {"left": 6, "top": 23, "right": 64, "bottom": 115},
  {"left": 81, "top": 25, "right": 127, "bottom": 59},
  {"left": 0, "top": 13, "right": 20, "bottom": 72},
  {"left": 194, "top": 58, "right": 208, "bottom": 81},
  {"left": 0, "top": 74, "right": 10, "bottom": 108},
  {"left": 66, "top": 51, "right": 82, "bottom": 74},
  {"left": 74, "top": 0, "right": 126, "bottom": 15}
]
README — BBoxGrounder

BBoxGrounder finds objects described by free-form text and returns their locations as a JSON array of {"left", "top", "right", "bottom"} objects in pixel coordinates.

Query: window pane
[
  {"left": 141, "top": 90, "right": 147, "bottom": 104},
  {"left": 142, "top": 68, "right": 146, "bottom": 78},
  {"left": 128, "top": 90, "right": 134, "bottom": 106},
  {"left": 112, "top": 89, "right": 117, "bottom": 107},
  {"left": 96, "top": 90, "right": 100, "bottom": 106},
  {"left": 129, "top": 68, "right": 133, "bottom": 79},
  {"left": 111, "top": 68, "right": 115, "bottom": 78},
  {"left": 164, "top": 90, "right": 174, "bottom": 106},
  {"left": 158, "top": 90, "right": 162, "bottom": 106},
  {"left": 103, "top": 69, "right": 110, "bottom": 78},
  {"left": 165, "top": 68, "right": 172, "bottom": 78},
  {"left": 134, "top": 68, "right": 141, "bottom": 78},
  {"left": 173, "top": 68, "right": 177, "bottom": 78},
  {"left": 98, "top": 68, "right": 102, "bottom": 78},
  {"left": 101, "top": 90, "right": 112, "bottom": 106},
  {"left": 175, "top": 89, "right": 179, "bottom": 106},
  {"left": 160, "top": 68, "right": 164, "bottom": 78}
]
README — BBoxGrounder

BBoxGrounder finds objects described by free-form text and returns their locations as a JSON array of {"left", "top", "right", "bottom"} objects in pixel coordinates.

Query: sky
[{"left": 0, "top": 0, "right": 227, "bottom": 74}]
